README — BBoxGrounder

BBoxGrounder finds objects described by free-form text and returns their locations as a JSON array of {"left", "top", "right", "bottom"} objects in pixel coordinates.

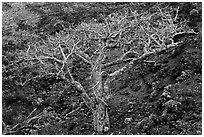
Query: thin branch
[
  {"left": 34, "top": 55, "right": 44, "bottom": 65},
  {"left": 27, "top": 115, "right": 42, "bottom": 124},
  {"left": 56, "top": 62, "right": 65, "bottom": 77},
  {"left": 20, "top": 73, "right": 57, "bottom": 86},
  {"left": 58, "top": 43, "right": 66, "bottom": 60},
  {"left": 139, "top": 25, "right": 163, "bottom": 47},
  {"left": 26, "top": 108, "right": 38, "bottom": 119},
  {"left": 66, "top": 102, "right": 83, "bottom": 116},
  {"left": 67, "top": 67, "right": 75, "bottom": 82},
  {"left": 95, "top": 94, "right": 108, "bottom": 106},
  {"left": 74, "top": 51, "right": 92, "bottom": 64},
  {"left": 3, "top": 131, "right": 17, "bottom": 135},
  {"left": 102, "top": 57, "right": 133, "bottom": 69},
  {"left": 120, "top": 50, "right": 139, "bottom": 60},
  {"left": 65, "top": 40, "right": 82, "bottom": 60},
  {"left": 41, "top": 50, "right": 54, "bottom": 58},
  {"left": 26, "top": 44, "right": 31, "bottom": 56},
  {"left": 109, "top": 61, "right": 132, "bottom": 77},
  {"left": 174, "top": 6, "right": 180, "bottom": 21},
  {"left": 89, "top": 81, "right": 100, "bottom": 90},
  {"left": 20, "top": 75, "right": 42, "bottom": 86},
  {"left": 71, "top": 80, "right": 94, "bottom": 110},
  {"left": 35, "top": 55, "right": 63, "bottom": 63}
]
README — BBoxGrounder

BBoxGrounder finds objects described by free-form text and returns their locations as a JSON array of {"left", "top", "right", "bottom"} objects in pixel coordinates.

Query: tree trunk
[
  {"left": 93, "top": 103, "right": 109, "bottom": 132},
  {"left": 91, "top": 58, "right": 110, "bottom": 133}
]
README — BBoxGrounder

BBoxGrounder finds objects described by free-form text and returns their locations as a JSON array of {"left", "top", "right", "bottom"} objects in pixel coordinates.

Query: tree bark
[
  {"left": 91, "top": 56, "right": 110, "bottom": 133},
  {"left": 93, "top": 103, "right": 109, "bottom": 132}
]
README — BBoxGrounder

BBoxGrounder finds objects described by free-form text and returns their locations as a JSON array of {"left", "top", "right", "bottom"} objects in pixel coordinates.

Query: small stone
[
  {"left": 104, "top": 126, "right": 109, "bottom": 132},
  {"left": 124, "top": 117, "right": 132, "bottom": 124},
  {"left": 196, "top": 130, "right": 201, "bottom": 134},
  {"left": 128, "top": 102, "right": 134, "bottom": 105},
  {"left": 128, "top": 109, "right": 133, "bottom": 113}
]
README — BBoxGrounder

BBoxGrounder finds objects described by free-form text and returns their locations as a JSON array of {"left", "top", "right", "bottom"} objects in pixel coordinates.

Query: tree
[{"left": 3, "top": 2, "right": 196, "bottom": 134}]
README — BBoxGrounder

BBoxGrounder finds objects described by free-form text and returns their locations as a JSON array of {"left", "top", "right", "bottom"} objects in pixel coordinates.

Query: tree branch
[
  {"left": 102, "top": 41, "right": 182, "bottom": 69},
  {"left": 58, "top": 44, "right": 66, "bottom": 60},
  {"left": 26, "top": 56, "right": 64, "bottom": 64}
]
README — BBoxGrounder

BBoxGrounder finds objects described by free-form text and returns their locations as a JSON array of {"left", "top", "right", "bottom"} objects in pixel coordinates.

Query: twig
[
  {"left": 109, "top": 60, "right": 133, "bottom": 77},
  {"left": 35, "top": 55, "right": 44, "bottom": 65},
  {"left": 139, "top": 25, "right": 163, "bottom": 47},
  {"left": 66, "top": 67, "right": 75, "bottom": 82},
  {"left": 74, "top": 51, "right": 92, "bottom": 64},
  {"left": 27, "top": 115, "right": 42, "bottom": 124},
  {"left": 37, "top": 56, "right": 63, "bottom": 63},
  {"left": 26, "top": 108, "right": 38, "bottom": 119},
  {"left": 3, "top": 131, "right": 17, "bottom": 135},
  {"left": 120, "top": 50, "right": 139, "bottom": 60},
  {"left": 66, "top": 103, "right": 83, "bottom": 116},
  {"left": 26, "top": 44, "right": 31, "bottom": 56},
  {"left": 65, "top": 40, "right": 81, "bottom": 60},
  {"left": 58, "top": 43, "right": 66, "bottom": 60},
  {"left": 89, "top": 81, "right": 100, "bottom": 90},
  {"left": 174, "top": 6, "right": 180, "bottom": 21}
]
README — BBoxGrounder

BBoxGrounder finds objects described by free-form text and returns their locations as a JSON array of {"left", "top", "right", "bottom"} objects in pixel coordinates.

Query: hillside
[{"left": 2, "top": 2, "right": 202, "bottom": 135}]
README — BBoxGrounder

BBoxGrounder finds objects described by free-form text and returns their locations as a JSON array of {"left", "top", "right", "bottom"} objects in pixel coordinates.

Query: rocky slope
[{"left": 107, "top": 31, "right": 202, "bottom": 135}]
